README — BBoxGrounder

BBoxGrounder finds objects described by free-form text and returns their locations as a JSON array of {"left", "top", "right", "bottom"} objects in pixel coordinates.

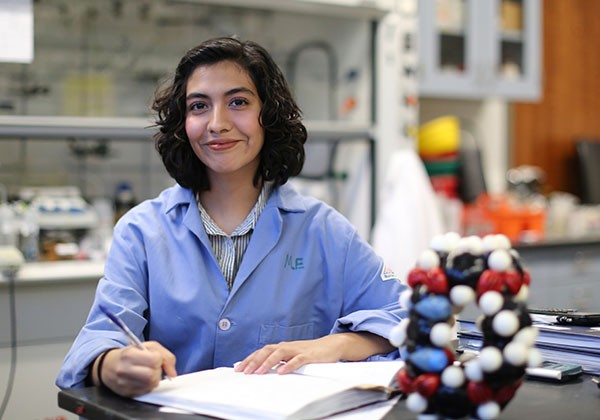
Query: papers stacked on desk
[
  {"left": 135, "top": 361, "right": 404, "bottom": 420},
  {"left": 458, "top": 317, "right": 600, "bottom": 375}
]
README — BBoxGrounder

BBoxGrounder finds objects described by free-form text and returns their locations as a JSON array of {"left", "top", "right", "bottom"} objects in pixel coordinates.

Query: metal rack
[
  {"left": 0, "top": 116, "right": 377, "bottom": 227},
  {"left": 0, "top": 115, "right": 373, "bottom": 140},
  {"left": 166, "top": 0, "right": 389, "bottom": 19},
  {"left": 0, "top": 116, "right": 154, "bottom": 140}
]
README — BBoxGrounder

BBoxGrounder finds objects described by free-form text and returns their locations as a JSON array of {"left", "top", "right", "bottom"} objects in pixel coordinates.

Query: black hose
[{"left": 0, "top": 270, "right": 18, "bottom": 420}]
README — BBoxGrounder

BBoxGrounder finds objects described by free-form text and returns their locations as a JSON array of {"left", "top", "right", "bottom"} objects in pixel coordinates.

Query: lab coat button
[{"left": 218, "top": 318, "right": 231, "bottom": 331}]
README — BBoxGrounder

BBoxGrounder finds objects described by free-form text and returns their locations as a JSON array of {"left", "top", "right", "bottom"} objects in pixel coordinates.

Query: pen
[
  {"left": 99, "top": 304, "right": 146, "bottom": 350},
  {"left": 98, "top": 304, "right": 172, "bottom": 380}
]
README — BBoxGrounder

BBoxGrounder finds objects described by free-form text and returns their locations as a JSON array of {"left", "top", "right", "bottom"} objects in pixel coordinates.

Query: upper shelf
[
  {"left": 0, "top": 116, "right": 154, "bottom": 140},
  {"left": 0, "top": 115, "right": 374, "bottom": 141},
  {"left": 166, "top": 0, "right": 391, "bottom": 19}
]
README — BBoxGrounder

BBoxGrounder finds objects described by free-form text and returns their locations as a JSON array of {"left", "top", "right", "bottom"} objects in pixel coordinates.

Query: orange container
[{"left": 462, "top": 194, "right": 546, "bottom": 243}]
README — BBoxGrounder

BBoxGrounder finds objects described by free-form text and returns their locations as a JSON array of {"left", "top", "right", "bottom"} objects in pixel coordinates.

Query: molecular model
[{"left": 390, "top": 233, "right": 542, "bottom": 420}]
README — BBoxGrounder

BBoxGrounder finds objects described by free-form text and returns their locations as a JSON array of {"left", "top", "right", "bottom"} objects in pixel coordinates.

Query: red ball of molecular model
[{"left": 390, "top": 233, "right": 541, "bottom": 419}]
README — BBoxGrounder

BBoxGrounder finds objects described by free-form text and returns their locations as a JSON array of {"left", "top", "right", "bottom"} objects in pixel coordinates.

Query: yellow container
[{"left": 418, "top": 116, "right": 460, "bottom": 156}]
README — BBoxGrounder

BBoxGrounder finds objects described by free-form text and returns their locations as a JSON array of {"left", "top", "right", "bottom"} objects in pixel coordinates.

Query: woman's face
[{"left": 185, "top": 60, "right": 264, "bottom": 184}]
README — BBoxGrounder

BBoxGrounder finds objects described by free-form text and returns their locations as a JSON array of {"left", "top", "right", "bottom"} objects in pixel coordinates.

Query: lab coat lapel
[
  {"left": 179, "top": 192, "right": 214, "bottom": 252},
  {"left": 230, "top": 205, "right": 282, "bottom": 294},
  {"left": 180, "top": 195, "right": 228, "bottom": 289}
]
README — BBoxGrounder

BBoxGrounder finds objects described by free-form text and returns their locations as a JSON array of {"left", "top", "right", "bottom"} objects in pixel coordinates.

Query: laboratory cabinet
[
  {"left": 0, "top": 261, "right": 103, "bottom": 420},
  {"left": 418, "top": 0, "right": 541, "bottom": 100}
]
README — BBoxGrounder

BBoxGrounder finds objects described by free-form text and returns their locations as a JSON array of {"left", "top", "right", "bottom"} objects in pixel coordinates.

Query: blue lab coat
[{"left": 56, "top": 183, "right": 406, "bottom": 389}]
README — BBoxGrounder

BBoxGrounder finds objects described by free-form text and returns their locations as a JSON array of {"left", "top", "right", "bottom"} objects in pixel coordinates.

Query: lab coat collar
[
  {"left": 270, "top": 182, "right": 306, "bottom": 214},
  {"left": 163, "top": 183, "right": 195, "bottom": 214},
  {"left": 166, "top": 184, "right": 207, "bottom": 243},
  {"left": 162, "top": 182, "right": 307, "bottom": 216},
  {"left": 160, "top": 182, "right": 307, "bottom": 245}
]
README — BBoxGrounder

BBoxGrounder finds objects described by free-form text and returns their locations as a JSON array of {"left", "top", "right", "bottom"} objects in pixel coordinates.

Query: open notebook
[{"left": 135, "top": 360, "right": 404, "bottom": 420}]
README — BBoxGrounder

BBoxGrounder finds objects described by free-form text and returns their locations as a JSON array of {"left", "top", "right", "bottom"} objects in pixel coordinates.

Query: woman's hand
[
  {"left": 234, "top": 332, "right": 395, "bottom": 375},
  {"left": 92, "top": 341, "right": 177, "bottom": 397}
]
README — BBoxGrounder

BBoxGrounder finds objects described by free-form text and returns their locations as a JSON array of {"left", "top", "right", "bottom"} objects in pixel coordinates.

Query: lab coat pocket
[{"left": 259, "top": 322, "right": 315, "bottom": 346}]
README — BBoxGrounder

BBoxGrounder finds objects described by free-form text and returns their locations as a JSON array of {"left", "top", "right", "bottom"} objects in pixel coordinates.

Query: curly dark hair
[{"left": 152, "top": 37, "right": 307, "bottom": 193}]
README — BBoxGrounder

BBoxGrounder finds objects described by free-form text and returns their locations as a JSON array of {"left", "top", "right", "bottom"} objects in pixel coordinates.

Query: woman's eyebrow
[
  {"left": 185, "top": 87, "right": 256, "bottom": 102},
  {"left": 185, "top": 92, "right": 209, "bottom": 102},
  {"left": 224, "top": 86, "right": 257, "bottom": 97}
]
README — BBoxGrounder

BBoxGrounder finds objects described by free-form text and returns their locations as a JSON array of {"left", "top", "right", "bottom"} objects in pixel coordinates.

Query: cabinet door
[
  {"left": 488, "top": 0, "right": 541, "bottom": 100},
  {"left": 418, "top": 0, "right": 541, "bottom": 100},
  {"left": 418, "top": 0, "right": 483, "bottom": 98}
]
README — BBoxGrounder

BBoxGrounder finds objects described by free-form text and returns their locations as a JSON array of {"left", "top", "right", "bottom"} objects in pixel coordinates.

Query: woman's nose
[{"left": 208, "top": 105, "right": 232, "bottom": 133}]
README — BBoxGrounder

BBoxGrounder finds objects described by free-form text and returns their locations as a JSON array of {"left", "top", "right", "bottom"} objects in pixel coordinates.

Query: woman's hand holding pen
[{"left": 92, "top": 341, "right": 177, "bottom": 397}]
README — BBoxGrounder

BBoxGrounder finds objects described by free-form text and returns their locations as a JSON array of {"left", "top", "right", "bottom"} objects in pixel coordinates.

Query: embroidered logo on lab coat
[
  {"left": 380, "top": 264, "right": 397, "bottom": 281},
  {"left": 284, "top": 254, "right": 304, "bottom": 270}
]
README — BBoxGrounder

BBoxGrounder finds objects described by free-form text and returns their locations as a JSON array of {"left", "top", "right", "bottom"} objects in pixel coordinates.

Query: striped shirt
[{"left": 197, "top": 183, "right": 272, "bottom": 290}]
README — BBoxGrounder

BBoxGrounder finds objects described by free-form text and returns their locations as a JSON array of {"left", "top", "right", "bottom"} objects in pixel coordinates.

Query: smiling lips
[{"left": 205, "top": 139, "right": 241, "bottom": 151}]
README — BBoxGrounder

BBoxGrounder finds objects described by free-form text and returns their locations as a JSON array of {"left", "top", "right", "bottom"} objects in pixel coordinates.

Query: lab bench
[
  {"left": 0, "top": 260, "right": 103, "bottom": 420},
  {"left": 515, "top": 236, "right": 600, "bottom": 312},
  {"left": 57, "top": 373, "right": 600, "bottom": 420}
]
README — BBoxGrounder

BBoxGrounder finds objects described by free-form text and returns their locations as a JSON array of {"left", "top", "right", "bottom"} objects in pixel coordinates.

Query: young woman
[{"left": 56, "top": 37, "right": 407, "bottom": 398}]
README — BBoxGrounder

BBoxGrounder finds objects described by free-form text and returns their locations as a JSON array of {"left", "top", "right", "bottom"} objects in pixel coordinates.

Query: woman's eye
[
  {"left": 230, "top": 98, "right": 249, "bottom": 107},
  {"left": 189, "top": 102, "right": 207, "bottom": 112}
]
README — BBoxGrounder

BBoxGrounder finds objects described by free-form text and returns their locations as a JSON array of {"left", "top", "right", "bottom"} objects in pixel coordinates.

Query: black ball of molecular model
[{"left": 390, "top": 233, "right": 542, "bottom": 420}]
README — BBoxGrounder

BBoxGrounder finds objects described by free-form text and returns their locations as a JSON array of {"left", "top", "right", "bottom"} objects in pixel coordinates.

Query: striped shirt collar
[
  {"left": 197, "top": 182, "right": 273, "bottom": 290},
  {"left": 197, "top": 182, "right": 273, "bottom": 237}
]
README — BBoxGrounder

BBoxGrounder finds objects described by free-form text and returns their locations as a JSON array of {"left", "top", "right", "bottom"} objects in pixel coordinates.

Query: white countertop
[{"left": 0, "top": 259, "right": 105, "bottom": 284}]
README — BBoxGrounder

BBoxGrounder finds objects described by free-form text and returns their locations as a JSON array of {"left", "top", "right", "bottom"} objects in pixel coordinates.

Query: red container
[{"left": 430, "top": 174, "right": 460, "bottom": 199}]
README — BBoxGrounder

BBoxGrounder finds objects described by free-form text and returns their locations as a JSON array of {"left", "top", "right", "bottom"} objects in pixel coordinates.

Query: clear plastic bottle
[
  {"left": 0, "top": 203, "right": 18, "bottom": 248},
  {"left": 20, "top": 205, "right": 40, "bottom": 261}
]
